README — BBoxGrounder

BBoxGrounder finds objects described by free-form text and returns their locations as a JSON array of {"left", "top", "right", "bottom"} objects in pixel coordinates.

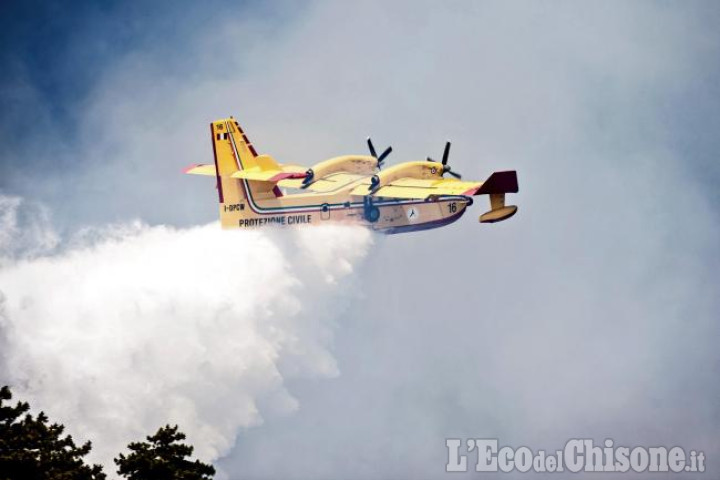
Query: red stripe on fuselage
[{"left": 210, "top": 123, "right": 224, "bottom": 203}]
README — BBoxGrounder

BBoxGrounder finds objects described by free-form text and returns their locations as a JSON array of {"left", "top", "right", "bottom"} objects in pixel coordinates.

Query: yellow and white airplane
[{"left": 185, "top": 116, "right": 518, "bottom": 234}]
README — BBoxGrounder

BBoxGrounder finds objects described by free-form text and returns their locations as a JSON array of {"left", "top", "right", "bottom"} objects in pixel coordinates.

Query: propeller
[
  {"left": 367, "top": 137, "right": 392, "bottom": 169},
  {"left": 301, "top": 168, "right": 314, "bottom": 189},
  {"left": 427, "top": 141, "right": 462, "bottom": 179},
  {"left": 368, "top": 174, "right": 381, "bottom": 193}
]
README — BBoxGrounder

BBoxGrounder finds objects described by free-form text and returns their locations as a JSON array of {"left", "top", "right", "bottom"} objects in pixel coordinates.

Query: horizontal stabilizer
[
  {"left": 184, "top": 160, "right": 306, "bottom": 182},
  {"left": 184, "top": 164, "right": 217, "bottom": 176},
  {"left": 232, "top": 168, "right": 306, "bottom": 182}
]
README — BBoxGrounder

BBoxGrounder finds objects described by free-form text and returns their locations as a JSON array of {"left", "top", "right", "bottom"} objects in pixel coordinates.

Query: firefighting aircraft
[{"left": 185, "top": 116, "right": 518, "bottom": 234}]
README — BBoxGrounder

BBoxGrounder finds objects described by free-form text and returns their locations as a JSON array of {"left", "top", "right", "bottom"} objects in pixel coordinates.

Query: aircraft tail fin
[
  {"left": 184, "top": 117, "right": 288, "bottom": 227},
  {"left": 210, "top": 117, "right": 259, "bottom": 174}
]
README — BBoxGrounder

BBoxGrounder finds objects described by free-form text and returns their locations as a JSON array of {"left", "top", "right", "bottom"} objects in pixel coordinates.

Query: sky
[{"left": 1, "top": 1, "right": 719, "bottom": 479}]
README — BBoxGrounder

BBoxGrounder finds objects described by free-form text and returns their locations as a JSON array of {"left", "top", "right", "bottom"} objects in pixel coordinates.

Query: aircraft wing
[{"left": 350, "top": 177, "right": 483, "bottom": 199}]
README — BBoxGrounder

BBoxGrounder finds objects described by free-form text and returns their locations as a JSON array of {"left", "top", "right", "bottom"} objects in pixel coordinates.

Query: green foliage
[
  {"left": 0, "top": 385, "right": 106, "bottom": 480},
  {"left": 114, "top": 425, "right": 215, "bottom": 480}
]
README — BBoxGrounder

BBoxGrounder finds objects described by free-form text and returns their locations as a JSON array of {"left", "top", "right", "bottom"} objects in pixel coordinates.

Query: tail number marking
[{"left": 224, "top": 204, "right": 245, "bottom": 212}]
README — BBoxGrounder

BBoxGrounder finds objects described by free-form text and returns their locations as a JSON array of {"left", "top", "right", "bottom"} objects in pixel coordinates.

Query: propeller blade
[
  {"left": 427, "top": 157, "right": 435, "bottom": 162},
  {"left": 378, "top": 146, "right": 392, "bottom": 163},
  {"left": 446, "top": 170, "right": 462, "bottom": 179},
  {"left": 442, "top": 141, "right": 451, "bottom": 165},
  {"left": 367, "top": 137, "right": 377, "bottom": 158}
]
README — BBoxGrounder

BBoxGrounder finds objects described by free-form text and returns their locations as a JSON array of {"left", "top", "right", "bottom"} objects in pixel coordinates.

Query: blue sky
[
  {"left": 1, "top": 2, "right": 720, "bottom": 479},
  {"left": 1, "top": 1, "right": 188, "bottom": 138},
  {"left": 0, "top": 1, "right": 271, "bottom": 127},
  {"left": 0, "top": 0, "right": 296, "bottom": 186}
]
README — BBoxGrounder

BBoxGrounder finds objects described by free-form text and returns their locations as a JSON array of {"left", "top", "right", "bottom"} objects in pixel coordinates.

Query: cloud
[{"left": 0, "top": 195, "right": 373, "bottom": 473}]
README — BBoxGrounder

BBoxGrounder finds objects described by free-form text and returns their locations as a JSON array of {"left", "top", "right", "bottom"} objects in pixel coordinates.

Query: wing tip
[{"left": 477, "top": 170, "right": 519, "bottom": 195}]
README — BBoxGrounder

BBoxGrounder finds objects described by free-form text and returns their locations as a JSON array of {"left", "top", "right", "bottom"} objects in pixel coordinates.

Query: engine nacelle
[
  {"left": 368, "top": 161, "right": 444, "bottom": 193},
  {"left": 306, "top": 155, "right": 378, "bottom": 183}
]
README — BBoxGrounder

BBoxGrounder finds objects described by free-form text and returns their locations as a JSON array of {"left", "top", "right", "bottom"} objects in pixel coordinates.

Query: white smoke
[
  {"left": 0, "top": 195, "right": 59, "bottom": 264},
  {"left": 0, "top": 195, "right": 373, "bottom": 473}
]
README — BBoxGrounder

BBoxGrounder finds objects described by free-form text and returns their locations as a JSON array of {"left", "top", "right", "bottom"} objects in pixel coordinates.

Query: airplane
[{"left": 185, "top": 116, "right": 518, "bottom": 234}]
